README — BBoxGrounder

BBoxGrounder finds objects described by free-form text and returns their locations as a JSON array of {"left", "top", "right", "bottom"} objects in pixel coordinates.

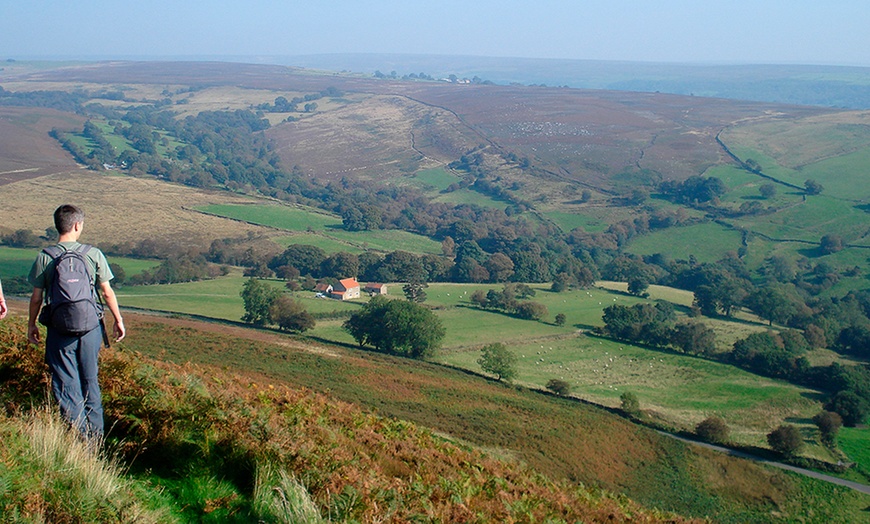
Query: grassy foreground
[
  {"left": 3, "top": 314, "right": 868, "bottom": 522},
  {"left": 1, "top": 316, "right": 692, "bottom": 523}
]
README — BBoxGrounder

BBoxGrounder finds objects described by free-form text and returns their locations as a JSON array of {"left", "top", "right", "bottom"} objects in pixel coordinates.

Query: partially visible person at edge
[
  {"left": 27, "top": 204, "right": 125, "bottom": 443},
  {"left": 0, "top": 278, "right": 7, "bottom": 319}
]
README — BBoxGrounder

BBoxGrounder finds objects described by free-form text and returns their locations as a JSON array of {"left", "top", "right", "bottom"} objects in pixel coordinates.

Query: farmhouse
[
  {"left": 330, "top": 278, "right": 361, "bottom": 300},
  {"left": 314, "top": 282, "right": 333, "bottom": 294},
  {"left": 364, "top": 282, "right": 388, "bottom": 295}
]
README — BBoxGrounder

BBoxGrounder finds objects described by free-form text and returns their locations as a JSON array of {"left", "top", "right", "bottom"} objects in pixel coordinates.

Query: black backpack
[{"left": 39, "top": 244, "right": 102, "bottom": 335}]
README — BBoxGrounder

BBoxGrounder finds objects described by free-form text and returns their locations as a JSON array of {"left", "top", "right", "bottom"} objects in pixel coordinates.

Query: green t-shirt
[{"left": 28, "top": 242, "right": 114, "bottom": 291}]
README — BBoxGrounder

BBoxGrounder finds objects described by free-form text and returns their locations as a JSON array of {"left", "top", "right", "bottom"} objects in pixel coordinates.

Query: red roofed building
[
  {"left": 330, "top": 278, "right": 361, "bottom": 300},
  {"left": 364, "top": 282, "right": 388, "bottom": 295}
]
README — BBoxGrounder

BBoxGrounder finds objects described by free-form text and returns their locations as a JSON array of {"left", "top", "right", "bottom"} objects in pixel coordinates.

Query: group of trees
[
  {"left": 600, "top": 302, "right": 718, "bottom": 355},
  {"left": 343, "top": 296, "right": 445, "bottom": 359},
  {"left": 240, "top": 278, "right": 315, "bottom": 333},
  {"left": 469, "top": 284, "right": 549, "bottom": 321}
]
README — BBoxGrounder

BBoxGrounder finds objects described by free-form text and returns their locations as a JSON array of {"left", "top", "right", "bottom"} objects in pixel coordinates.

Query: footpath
[{"left": 662, "top": 431, "right": 870, "bottom": 495}]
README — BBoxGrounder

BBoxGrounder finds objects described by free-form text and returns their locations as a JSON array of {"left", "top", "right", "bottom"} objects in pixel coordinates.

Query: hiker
[
  {"left": 0, "top": 278, "right": 7, "bottom": 319},
  {"left": 27, "top": 204, "right": 125, "bottom": 443}
]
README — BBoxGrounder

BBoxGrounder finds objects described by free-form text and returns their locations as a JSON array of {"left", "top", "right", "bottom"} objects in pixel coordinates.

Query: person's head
[{"left": 54, "top": 204, "right": 85, "bottom": 235}]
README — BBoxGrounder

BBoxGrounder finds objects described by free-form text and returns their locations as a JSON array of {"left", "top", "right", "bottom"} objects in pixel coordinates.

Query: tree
[
  {"left": 820, "top": 234, "right": 844, "bottom": 255},
  {"left": 745, "top": 285, "right": 798, "bottom": 326},
  {"left": 402, "top": 278, "right": 428, "bottom": 303},
  {"left": 484, "top": 253, "right": 515, "bottom": 282},
  {"left": 767, "top": 424, "right": 804, "bottom": 456},
  {"left": 546, "top": 378, "right": 571, "bottom": 395},
  {"left": 627, "top": 278, "right": 649, "bottom": 297},
  {"left": 554, "top": 313, "right": 566, "bottom": 327},
  {"left": 270, "top": 295, "right": 315, "bottom": 333},
  {"left": 804, "top": 179, "right": 824, "bottom": 195},
  {"left": 550, "top": 272, "right": 572, "bottom": 293},
  {"left": 759, "top": 183, "right": 776, "bottom": 199},
  {"left": 826, "top": 390, "right": 869, "bottom": 427},
  {"left": 470, "top": 289, "right": 487, "bottom": 308},
  {"left": 620, "top": 392, "right": 640, "bottom": 415},
  {"left": 320, "top": 252, "right": 359, "bottom": 279},
  {"left": 343, "top": 296, "right": 445, "bottom": 358},
  {"left": 270, "top": 245, "right": 326, "bottom": 277},
  {"left": 695, "top": 416, "right": 729, "bottom": 444},
  {"left": 672, "top": 321, "right": 717, "bottom": 355},
  {"left": 477, "top": 343, "right": 517, "bottom": 382},
  {"left": 515, "top": 301, "right": 548, "bottom": 321},
  {"left": 812, "top": 411, "right": 843, "bottom": 446},
  {"left": 241, "top": 278, "right": 281, "bottom": 325}
]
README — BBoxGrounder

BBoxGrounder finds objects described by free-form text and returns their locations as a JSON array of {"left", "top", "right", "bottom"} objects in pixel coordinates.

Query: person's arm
[
  {"left": 99, "top": 281, "right": 125, "bottom": 341},
  {"left": 0, "top": 279, "right": 7, "bottom": 319},
  {"left": 27, "top": 287, "right": 43, "bottom": 344}
]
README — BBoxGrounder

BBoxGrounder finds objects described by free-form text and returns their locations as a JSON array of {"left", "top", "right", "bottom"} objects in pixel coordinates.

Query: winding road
[{"left": 663, "top": 431, "right": 870, "bottom": 495}]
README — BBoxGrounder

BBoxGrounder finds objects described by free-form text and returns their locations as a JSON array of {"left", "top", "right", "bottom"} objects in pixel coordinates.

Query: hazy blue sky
[{"left": 2, "top": 0, "right": 869, "bottom": 66}]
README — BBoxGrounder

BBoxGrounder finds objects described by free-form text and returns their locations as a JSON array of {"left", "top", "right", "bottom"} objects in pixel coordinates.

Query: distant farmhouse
[
  {"left": 364, "top": 282, "right": 388, "bottom": 296},
  {"left": 330, "top": 278, "right": 360, "bottom": 301}
]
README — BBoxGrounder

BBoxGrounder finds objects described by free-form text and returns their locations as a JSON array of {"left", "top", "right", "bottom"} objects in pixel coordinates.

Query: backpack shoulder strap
[
  {"left": 74, "top": 244, "right": 93, "bottom": 255},
  {"left": 42, "top": 245, "right": 63, "bottom": 260}
]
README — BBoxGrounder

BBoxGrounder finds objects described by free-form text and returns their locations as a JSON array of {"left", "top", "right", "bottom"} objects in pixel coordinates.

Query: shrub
[
  {"left": 812, "top": 411, "right": 843, "bottom": 446},
  {"left": 695, "top": 416, "right": 729, "bottom": 444},
  {"left": 546, "top": 379, "right": 571, "bottom": 396},
  {"left": 767, "top": 424, "right": 804, "bottom": 456},
  {"left": 825, "top": 390, "right": 868, "bottom": 427},
  {"left": 620, "top": 392, "right": 640, "bottom": 415},
  {"left": 478, "top": 343, "right": 517, "bottom": 382}
]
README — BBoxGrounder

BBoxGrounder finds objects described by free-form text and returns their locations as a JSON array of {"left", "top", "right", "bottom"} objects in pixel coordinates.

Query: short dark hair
[{"left": 54, "top": 204, "right": 85, "bottom": 235}]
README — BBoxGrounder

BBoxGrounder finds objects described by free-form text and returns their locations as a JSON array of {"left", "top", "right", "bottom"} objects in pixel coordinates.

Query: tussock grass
[
  {"left": 253, "top": 465, "right": 324, "bottom": 524},
  {"left": 0, "top": 408, "right": 168, "bottom": 523}
]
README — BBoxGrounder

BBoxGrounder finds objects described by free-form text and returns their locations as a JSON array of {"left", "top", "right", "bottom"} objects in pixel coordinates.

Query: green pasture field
[
  {"left": 798, "top": 146, "right": 870, "bottom": 200},
  {"left": 0, "top": 247, "right": 40, "bottom": 280},
  {"left": 740, "top": 195, "right": 868, "bottom": 243},
  {"left": 197, "top": 203, "right": 341, "bottom": 232},
  {"left": 272, "top": 233, "right": 363, "bottom": 254},
  {"left": 722, "top": 117, "right": 870, "bottom": 172},
  {"left": 198, "top": 204, "right": 442, "bottom": 254},
  {"left": 438, "top": 331, "right": 837, "bottom": 459},
  {"left": 92, "top": 120, "right": 136, "bottom": 154},
  {"left": 543, "top": 210, "right": 608, "bottom": 233},
  {"left": 324, "top": 228, "right": 442, "bottom": 254},
  {"left": 707, "top": 164, "right": 806, "bottom": 205},
  {"left": 725, "top": 145, "right": 806, "bottom": 188},
  {"left": 116, "top": 274, "right": 249, "bottom": 321},
  {"left": 0, "top": 246, "right": 160, "bottom": 283},
  {"left": 410, "top": 167, "right": 460, "bottom": 191},
  {"left": 838, "top": 427, "right": 870, "bottom": 479},
  {"left": 624, "top": 222, "right": 744, "bottom": 263},
  {"left": 432, "top": 188, "right": 508, "bottom": 209}
]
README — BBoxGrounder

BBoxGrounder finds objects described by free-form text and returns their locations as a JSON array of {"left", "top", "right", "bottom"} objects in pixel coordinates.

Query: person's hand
[
  {"left": 114, "top": 319, "right": 126, "bottom": 342},
  {"left": 28, "top": 324, "right": 41, "bottom": 345},
  {"left": 0, "top": 299, "right": 7, "bottom": 319}
]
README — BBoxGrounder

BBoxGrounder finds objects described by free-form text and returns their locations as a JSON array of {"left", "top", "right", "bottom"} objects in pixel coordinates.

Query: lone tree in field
[
  {"left": 620, "top": 392, "right": 641, "bottom": 416},
  {"left": 343, "top": 296, "right": 445, "bottom": 359},
  {"left": 241, "top": 278, "right": 281, "bottom": 325},
  {"left": 695, "top": 416, "right": 730, "bottom": 444},
  {"left": 269, "top": 295, "right": 315, "bottom": 333},
  {"left": 812, "top": 411, "right": 843, "bottom": 446},
  {"left": 546, "top": 378, "right": 571, "bottom": 396},
  {"left": 759, "top": 183, "right": 776, "bottom": 199},
  {"left": 477, "top": 343, "right": 517, "bottom": 382},
  {"left": 767, "top": 424, "right": 804, "bottom": 457}
]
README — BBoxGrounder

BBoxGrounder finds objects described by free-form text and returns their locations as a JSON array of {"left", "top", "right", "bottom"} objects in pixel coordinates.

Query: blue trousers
[{"left": 45, "top": 327, "right": 104, "bottom": 441}]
